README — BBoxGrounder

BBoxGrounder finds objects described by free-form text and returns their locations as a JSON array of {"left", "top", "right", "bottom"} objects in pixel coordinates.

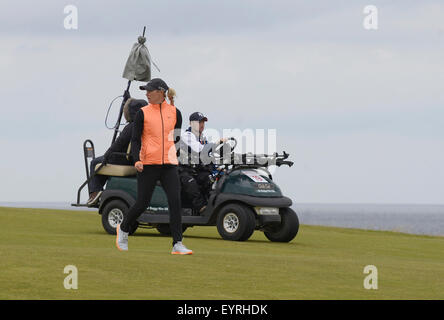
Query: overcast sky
[{"left": 1, "top": 0, "right": 443, "bottom": 204}]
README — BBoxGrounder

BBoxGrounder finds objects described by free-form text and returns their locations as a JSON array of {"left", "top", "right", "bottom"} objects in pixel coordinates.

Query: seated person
[
  {"left": 87, "top": 98, "right": 147, "bottom": 205},
  {"left": 178, "top": 112, "right": 226, "bottom": 213}
]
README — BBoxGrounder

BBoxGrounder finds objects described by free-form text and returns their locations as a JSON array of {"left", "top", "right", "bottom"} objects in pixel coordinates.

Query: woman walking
[{"left": 116, "top": 78, "right": 192, "bottom": 255}]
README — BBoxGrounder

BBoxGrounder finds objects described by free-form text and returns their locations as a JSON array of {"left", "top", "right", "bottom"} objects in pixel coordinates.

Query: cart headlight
[{"left": 254, "top": 207, "right": 279, "bottom": 215}]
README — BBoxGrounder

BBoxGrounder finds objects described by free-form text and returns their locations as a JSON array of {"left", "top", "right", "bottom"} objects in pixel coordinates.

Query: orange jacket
[{"left": 131, "top": 100, "right": 182, "bottom": 165}]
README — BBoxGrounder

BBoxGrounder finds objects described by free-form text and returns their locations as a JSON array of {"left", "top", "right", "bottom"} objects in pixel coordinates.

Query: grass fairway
[{"left": 0, "top": 206, "right": 443, "bottom": 300}]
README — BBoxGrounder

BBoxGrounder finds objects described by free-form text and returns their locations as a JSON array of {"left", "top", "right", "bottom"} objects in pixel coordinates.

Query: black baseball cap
[
  {"left": 189, "top": 112, "right": 208, "bottom": 122},
  {"left": 139, "top": 78, "right": 169, "bottom": 91}
]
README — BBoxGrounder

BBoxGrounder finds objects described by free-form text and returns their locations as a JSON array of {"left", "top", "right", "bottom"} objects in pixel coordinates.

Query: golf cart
[
  {"left": 73, "top": 138, "right": 299, "bottom": 242},
  {"left": 71, "top": 28, "right": 299, "bottom": 242}
]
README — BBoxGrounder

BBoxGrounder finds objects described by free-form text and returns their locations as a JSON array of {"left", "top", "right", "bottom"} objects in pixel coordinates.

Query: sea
[
  {"left": 293, "top": 203, "right": 444, "bottom": 237},
  {"left": 0, "top": 202, "right": 443, "bottom": 237}
]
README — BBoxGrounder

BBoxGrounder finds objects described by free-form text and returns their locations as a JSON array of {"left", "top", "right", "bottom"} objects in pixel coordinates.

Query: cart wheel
[
  {"left": 263, "top": 207, "right": 299, "bottom": 242},
  {"left": 216, "top": 203, "right": 256, "bottom": 241},
  {"left": 101, "top": 199, "right": 138, "bottom": 235},
  {"left": 156, "top": 224, "right": 188, "bottom": 236}
]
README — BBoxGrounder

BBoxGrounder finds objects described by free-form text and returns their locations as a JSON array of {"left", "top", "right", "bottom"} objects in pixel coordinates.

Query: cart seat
[
  {"left": 95, "top": 163, "right": 136, "bottom": 177},
  {"left": 94, "top": 143, "right": 136, "bottom": 177}
]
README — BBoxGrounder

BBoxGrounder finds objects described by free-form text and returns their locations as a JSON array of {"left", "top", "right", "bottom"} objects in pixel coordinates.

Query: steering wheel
[
  {"left": 213, "top": 137, "right": 237, "bottom": 156},
  {"left": 210, "top": 138, "right": 237, "bottom": 165}
]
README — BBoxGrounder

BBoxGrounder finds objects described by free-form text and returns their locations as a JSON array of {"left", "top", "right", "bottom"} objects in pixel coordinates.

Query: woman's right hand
[{"left": 135, "top": 161, "right": 143, "bottom": 172}]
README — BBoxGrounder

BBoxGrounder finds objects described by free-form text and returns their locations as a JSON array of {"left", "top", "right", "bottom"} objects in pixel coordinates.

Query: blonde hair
[{"left": 167, "top": 88, "right": 176, "bottom": 106}]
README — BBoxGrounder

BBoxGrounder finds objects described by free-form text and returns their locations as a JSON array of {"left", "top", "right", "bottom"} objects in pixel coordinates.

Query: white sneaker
[
  {"left": 171, "top": 241, "right": 193, "bottom": 255},
  {"left": 116, "top": 224, "right": 128, "bottom": 251}
]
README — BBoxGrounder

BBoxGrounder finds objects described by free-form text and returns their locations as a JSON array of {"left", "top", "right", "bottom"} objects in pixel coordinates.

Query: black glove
[{"left": 123, "top": 89, "right": 131, "bottom": 102}]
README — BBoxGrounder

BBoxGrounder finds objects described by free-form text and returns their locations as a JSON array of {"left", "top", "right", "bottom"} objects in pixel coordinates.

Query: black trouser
[
  {"left": 88, "top": 156, "right": 108, "bottom": 194},
  {"left": 88, "top": 155, "right": 130, "bottom": 194},
  {"left": 179, "top": 166, "right": 211, "bottom": 211},
  {"left": 120, "top": 165, "right": 183, "bottom": 245}
]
